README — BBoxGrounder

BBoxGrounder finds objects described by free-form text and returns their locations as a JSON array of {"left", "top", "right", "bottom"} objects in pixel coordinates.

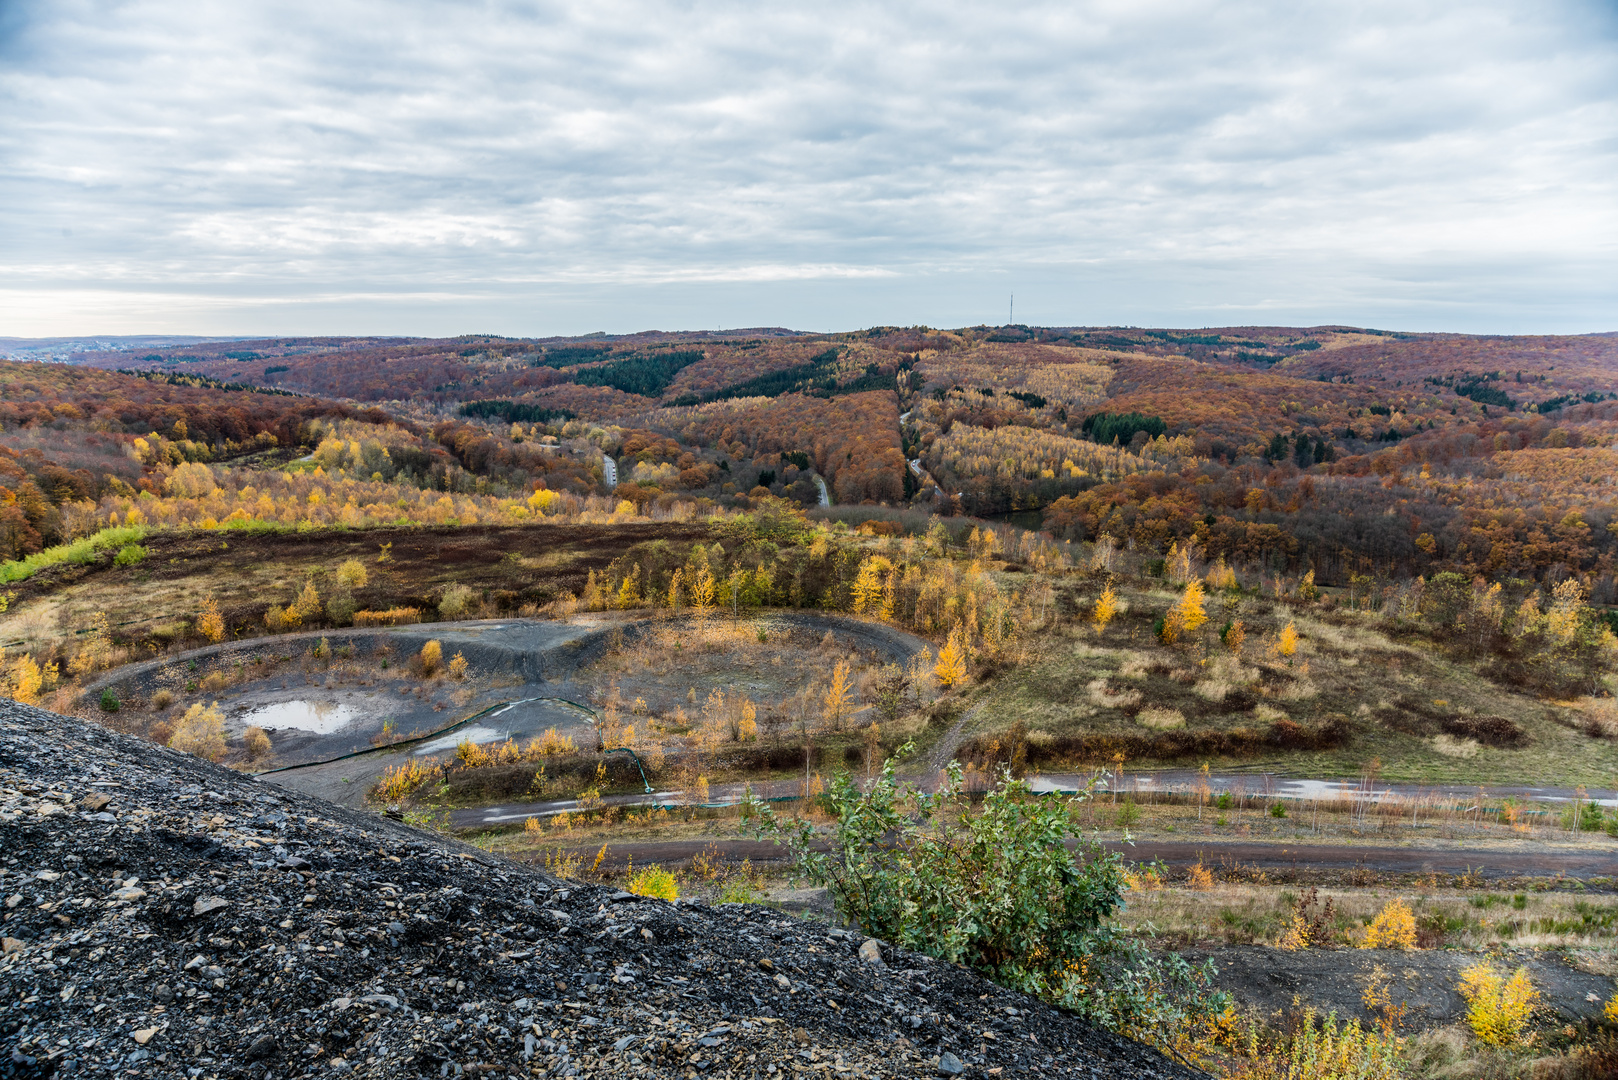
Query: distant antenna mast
[{"left": 1009, "top": 294, "right": 1014, "bottom": 325}]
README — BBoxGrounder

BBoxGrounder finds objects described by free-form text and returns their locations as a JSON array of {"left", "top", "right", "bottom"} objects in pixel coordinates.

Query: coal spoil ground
[{"left": 0, "top": 702, "right": 1199, "bottom": 1080}]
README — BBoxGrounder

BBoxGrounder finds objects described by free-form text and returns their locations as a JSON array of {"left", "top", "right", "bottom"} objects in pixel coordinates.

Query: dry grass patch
[
  {"left": 1138, "top": 706, "right": 1186, "bottom": 730},
  {"left": 1087, "top": 677, "right": 1143, "bottom": 713},
  {"left": 1433, "top": 734, "right": 1481, "bottom": 759}
]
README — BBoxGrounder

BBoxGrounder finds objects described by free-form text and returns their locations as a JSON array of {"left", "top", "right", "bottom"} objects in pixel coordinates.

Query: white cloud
[{"left": 0, "top": 0, "right": 1614, "bottom": 334}]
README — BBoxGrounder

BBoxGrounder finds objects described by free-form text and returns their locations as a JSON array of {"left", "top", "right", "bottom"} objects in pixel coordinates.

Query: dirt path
[
  {"left": 1180, "top": 946, "right": 1615, "bottom": 1026},
  {"left": 1036, "top": 768, "right": 1618, "bottom": 808},
  {"left": 491, "top": 834, "right": 1618, "bottom": 881}
]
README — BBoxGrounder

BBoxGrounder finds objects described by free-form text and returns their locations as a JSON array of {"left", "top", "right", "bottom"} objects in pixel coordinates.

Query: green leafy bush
[
  {"left": 747, "top": 750, "right": 1226, "bottom": 1047},
  {"left": 113, "top": 544, "right": 148, "bottom": 567},
  {"left": 99, "top": 688, "right": 120, "bottom": 713},
  {"left": 0, "top": 526, "right": 148, "bottom": 584}
]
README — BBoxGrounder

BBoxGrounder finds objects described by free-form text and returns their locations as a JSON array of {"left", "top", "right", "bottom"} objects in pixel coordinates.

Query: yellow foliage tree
[
  {"left": 691, "top": 563, "right": 716, "bottom": 617},
  {"left": 1224, "top": 619, "right": 1245, "bottom": 654},
  {"left": 197, "top": 596, "right": 225, "bottom": 643},
  {"left": 169, "top": 702, "right": 227, "bottom": 761},
  {"left": 448, "top": 651, "right": 469, "bottom": 679},
  {"left": 1175, "top": 581, "right": 1208, "bottom": 636},
  {"left": 615, "top": 565, "right": 643, "bottom": 610},
  {"left": 1093, "top": 583, "right": 1118, "bottom": 634},
  {"left": 336, "top": 558, "right": 368, "bottom": 590},
  {"left": 935, "top": 628, "right": 967, "bottom": 689},
  {"left": 1297, "top": 569, "right": 1319, "bottom": 601},
  {"left": 579, "top": 569, "right": 605, "bottom": 611},
  {"left": 10, "top": 654, "right": 42, "bottom": 705},
  {"left": 822, "top": 660, "right": 854, "bottom": 732},
  {"left": 291, "top": 580, "right": 322, "bottom": 622},
  {"left": 1276, "top": 621, "right": 1300, "bottom": 658},
  {"left": 851, "top": 556, "right": 893, "bottom": 618},
  {"left": 1545, "top": 578, "right": 1586, "bottom": 646},
  {"left": 1204, "top": 558, "right": 1236, "bottom": 591},
  {"left": 420, "top": 639, "right": 443, "bottom": 677}
]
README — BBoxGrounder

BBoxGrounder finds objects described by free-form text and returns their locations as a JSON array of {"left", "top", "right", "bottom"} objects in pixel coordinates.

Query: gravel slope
[{"left": 0, "top": 702, "right": 1200, "bottom": 1079}]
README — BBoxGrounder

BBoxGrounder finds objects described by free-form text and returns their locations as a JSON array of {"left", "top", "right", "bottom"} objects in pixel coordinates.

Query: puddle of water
[{"left": 240, "top": 700, "right": 359, "bottom": 734}]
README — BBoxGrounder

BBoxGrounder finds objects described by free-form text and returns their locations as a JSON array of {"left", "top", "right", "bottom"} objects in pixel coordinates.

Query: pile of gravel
[{"left": 0, "top": 701, "right": 1198, "bottom": 1079}]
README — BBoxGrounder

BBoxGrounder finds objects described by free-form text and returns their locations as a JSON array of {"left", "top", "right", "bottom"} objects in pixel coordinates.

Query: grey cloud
[{"left": 0, "top": 0, "right": 1614, "bottom": 335}]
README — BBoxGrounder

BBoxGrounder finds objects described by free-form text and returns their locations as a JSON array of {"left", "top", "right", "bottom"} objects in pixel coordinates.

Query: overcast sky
[{"left": 1, "top": 0, "right": 1615, "bottom": 338}]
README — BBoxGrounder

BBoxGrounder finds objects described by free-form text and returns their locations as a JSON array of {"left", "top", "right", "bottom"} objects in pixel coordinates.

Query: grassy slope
[{"left": 971, "top": 578, "right": 1618, "bottom": 786}]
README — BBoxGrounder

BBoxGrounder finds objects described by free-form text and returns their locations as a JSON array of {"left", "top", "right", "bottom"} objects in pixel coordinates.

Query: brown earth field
[{"left": 4, "top": 521, "right": 713, "bottom": 654}]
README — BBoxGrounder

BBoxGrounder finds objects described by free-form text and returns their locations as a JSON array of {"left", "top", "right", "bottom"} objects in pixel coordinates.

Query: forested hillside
[{"left": 5, "top": 323, "right": 1612, "bottom": 597}]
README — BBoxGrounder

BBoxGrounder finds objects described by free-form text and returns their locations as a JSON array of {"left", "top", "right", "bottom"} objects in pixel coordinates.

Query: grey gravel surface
[{"left": 0, "top": 701, "right": 1200, "bottom": 1079}]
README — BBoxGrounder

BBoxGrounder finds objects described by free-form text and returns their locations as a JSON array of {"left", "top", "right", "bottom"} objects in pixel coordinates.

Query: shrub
[
  {"left": 448, "top": 651, "right": 469, "bottom": 679},
  {"left": 0, "top": 525, "right": 147, "bottom": 585},
  {"left": 147, "top": 720, "right": 173, "bottom": 745},
  {"left": 8, "top": 655, "right": 43, "bottom": 705},
  {"left": 625, "top": 865, "right": 680, "bottom": 901},
  {"left": 1360, "top": 898, "right": 1417, "bottom": 949},
  {"left": 325, "top": 594, "right": 357, "bottom": 626},
  {"left": 168, "top": 702, "right": 226, "bottom": 761},
  {"left": 196, "top": 597, "right": 225, "bottom": 643},
  {"left": 353, "top": 607, "right": 421, "bottom": 627},
  {"left": 151, "top": 688, "right": 174, "bottom": 711},
  {"left": 336, "top": 558, "right": 368, "bottom": 590},
  {"left": 1458, "top": 962, "right": 1538, "bottom": 1046},
  {"left": 1188, "top": 861, "right": 1214, "bottom": 890},
  {"left": 747, "top": 753, "right": 1226, "bottom": 1048},
  {"left": 313, "top": 637, "right": 330, "bottom": 660},
  {"left": 199, "top": 670, "right": 226, "bottom": 692},
  {"left": 264, "top": 604, "right": 300, "bottom": 632},
  {"left": 526, "top": 727, "right": 576, "bottom": 757},
  {"left": 112, "top": 544, "right": 148, "bottom": 568},
  {"left": 714, "top": 861, "right": 769, "bottom": 904},
  {"left": 419, "top": 639, "right": 443, "bottom": 677},
  {"left": 1277, "top": 888, "right": 1336, "bottom": 950},
  {"left": 1234, "top": 1008, "right": 1404, "bottom": 1080},
  {"left": 1115, "top": 799, "right": 1141, "bottom": 828},
  {"left": 1441, "top": 713, "right": 1526, "bottom": 748},
  {"left": 98, "top": 687, "right": 120, "bottom": 713},
  {"left": 244, "top": 726, "right": 272, "bottom": 759},
  {"left": 1269, "top": 801, "right": 1287, "bottom": 818},
  {"left": 372, "top": 758, "right": 444, "bottom": 802},
  {"left": 1275, "top": 621, "right": 1299, "bottom": 658},
  {"left": 439, "top": 583, "right": 477, "bottom": 620}
]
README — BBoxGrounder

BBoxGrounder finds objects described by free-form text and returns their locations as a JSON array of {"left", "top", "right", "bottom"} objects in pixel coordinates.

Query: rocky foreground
[{"left": 0, "top": 702, "right": 1197, "bottom": 1079}]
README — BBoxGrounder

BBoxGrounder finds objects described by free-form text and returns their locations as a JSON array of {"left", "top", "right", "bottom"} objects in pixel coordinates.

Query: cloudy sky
[{"left": 1, "top": 0, "right": 1615, "bottom": 337}]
